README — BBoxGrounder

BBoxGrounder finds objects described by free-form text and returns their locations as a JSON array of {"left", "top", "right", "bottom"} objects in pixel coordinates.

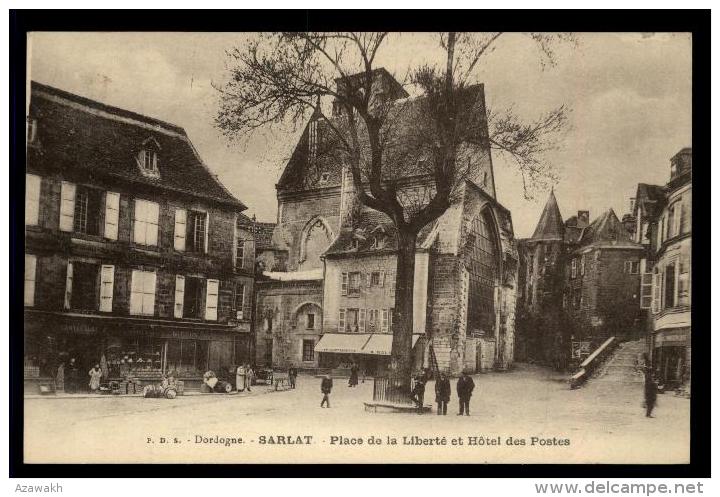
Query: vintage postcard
[{"left": 21, "top": 30, "right": 692, "bottom": 465}]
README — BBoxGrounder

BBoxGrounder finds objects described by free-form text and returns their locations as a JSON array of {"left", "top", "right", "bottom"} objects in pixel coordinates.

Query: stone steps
[{"left": 592, "top": 339, "right": 647, "bottom": 384}]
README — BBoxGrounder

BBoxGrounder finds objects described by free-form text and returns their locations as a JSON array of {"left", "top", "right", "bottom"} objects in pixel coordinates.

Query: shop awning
[
  {"left": 314, "top": 333, "right": 371, "bottom": 354},
  {"left": 360, "top": 334, "right": 423, "bottom": 356}
]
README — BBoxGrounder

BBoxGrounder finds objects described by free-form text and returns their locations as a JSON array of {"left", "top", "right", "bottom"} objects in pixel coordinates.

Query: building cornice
[{"left": 24, "top": 309, "right": 247, "bottom": 332}]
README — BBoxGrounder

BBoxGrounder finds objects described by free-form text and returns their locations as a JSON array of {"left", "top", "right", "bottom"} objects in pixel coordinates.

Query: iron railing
[{"left": 373, "top": 373, "right": 414, "bottom": 405}]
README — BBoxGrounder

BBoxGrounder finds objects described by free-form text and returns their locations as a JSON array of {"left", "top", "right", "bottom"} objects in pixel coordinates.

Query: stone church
[{"left": 254, "top": 69, "right": 518, "bottom": 376}]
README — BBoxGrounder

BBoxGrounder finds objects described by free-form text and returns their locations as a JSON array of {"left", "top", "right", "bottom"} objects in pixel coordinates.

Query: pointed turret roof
[{"left": 530, "top": 190, "right": 565, "bottom": 241}]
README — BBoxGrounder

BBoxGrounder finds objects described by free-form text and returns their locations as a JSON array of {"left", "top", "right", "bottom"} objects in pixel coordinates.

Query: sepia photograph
[{"left": 13, "top": 13, "right": 704, "bottom": 472}]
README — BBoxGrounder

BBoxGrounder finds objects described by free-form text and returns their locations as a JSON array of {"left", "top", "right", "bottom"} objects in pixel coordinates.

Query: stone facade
[
  {"left": 516, "top": 191, "right": 646, "bottom": 367},
  {"left": 253, "top": 69, "right": 517, "bottom": 376},
  {"left": 24, "top": 82, "right": 253, "bottom": 393},
  {"left": 254, "top": 278, "right": 323, "bottom": 370},
  {"left": 564, "top": 245, "right": 645, "bottom": 340},
  {"left": 646, "top": 148, "right": 692, "bottom": 391}
]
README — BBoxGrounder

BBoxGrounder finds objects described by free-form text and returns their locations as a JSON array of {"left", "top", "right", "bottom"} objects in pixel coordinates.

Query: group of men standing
[{"left": 412, "top": 371, "right": 476, "bottom": 415}]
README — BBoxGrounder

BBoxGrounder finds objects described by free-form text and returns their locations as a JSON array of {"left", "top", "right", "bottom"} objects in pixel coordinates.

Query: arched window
[
  {"left": 465, "top": 209, "right": 501, "bottom": 336},
  {"left": 299, "top": 217, "right": 333, "bottom": 270},
  {"left": 294, "top": 302, "right": 322, "bottom": 330}
]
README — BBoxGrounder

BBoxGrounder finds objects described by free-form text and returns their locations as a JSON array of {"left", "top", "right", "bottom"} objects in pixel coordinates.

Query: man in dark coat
[
  {"left": 435, "top": 373, "right": 451, "bottom": 415},
  {"left": 644, "top": 370, "right": 658, "bottom": 418},
  {"left": 456, "top": 371, "right": 475, "bottom": 416},
  {"left": 320, "top": 374, "right": 333, "bottom": 408},
  {"left": 66, "top": 357, "right": 78, "bottom": 394},
  {"left": 288, "top": 365, "right": 298, "bottom": 389},
  {"left": 411, "top": 374, "right": 426, "bottom": 414}
]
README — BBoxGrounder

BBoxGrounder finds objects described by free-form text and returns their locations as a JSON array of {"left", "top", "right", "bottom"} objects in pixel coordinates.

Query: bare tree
[{"left": 216, "top": 32, "right": 573, "bottom": 392}]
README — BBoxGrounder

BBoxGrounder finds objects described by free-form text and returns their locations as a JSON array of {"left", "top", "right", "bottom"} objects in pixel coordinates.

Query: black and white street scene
[{"left": 23, "top": 31, "right": 691, "bottom": 464}]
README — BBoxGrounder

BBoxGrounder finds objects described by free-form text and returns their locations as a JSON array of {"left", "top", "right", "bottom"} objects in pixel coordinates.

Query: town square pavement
[{"left": 23, "top": 364, "right": 689, "bottom": 464}]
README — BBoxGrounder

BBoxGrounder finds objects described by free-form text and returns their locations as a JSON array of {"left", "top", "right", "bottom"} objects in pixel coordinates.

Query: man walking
[
  {"left": 320, "top": 374, "right": 333, "bottom": 408},
  {"left": 435, "top": 372, "right": 451, "bottom": 415},
  {"left": 456, "top": 371, "right": 475, "bottom": 416},
  {"left": 644, "top": 369, "right": 658, "bottom": 418},
  {"left": 411, "top": 373, "right": 426, "bottom": 414}
]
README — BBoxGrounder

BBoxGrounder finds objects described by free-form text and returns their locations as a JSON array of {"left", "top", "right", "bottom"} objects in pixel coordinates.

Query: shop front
[
  {"left": 652, "top": 326, "right": 690, "bottom": 390},
  {"left": 23, "top": 310, "right": 251, "bottom": 394},
  {"left": 314, "top": 333, "right": 424, "bottom": 376}
]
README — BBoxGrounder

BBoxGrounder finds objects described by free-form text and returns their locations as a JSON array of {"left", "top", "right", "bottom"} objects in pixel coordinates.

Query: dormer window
[
  {"left": 137, "top": 137, "right": 161, "bottom": 178},
  {"left": 320, "top": 172, "right": 330, "bottom": 184},
  {"left": 142, "top": 149, "right": 157, "bottom": 172}
]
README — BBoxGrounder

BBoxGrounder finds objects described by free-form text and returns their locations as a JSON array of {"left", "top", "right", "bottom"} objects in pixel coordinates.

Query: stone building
[
  {"left": 517, "top": 191, "right": 645, "bottom": 366},
  {"left": 515, "top": 191, "right": 578, "bottom": 363},
  {"left": 563, "top": 208, "right": 646, "bottom": 342},
  {"left": 23, "top": 82, "right": 254, "bottom": 393},
  {"left": 253, "top": 68, "right": 518, "bottom": 375},
  {"left": 647, "top": 148, "right": 692, "bottom": 391}
]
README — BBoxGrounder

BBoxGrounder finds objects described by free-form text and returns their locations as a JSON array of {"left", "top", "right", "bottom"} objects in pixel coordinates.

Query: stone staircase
[{"left": 592, "top": 339, "right": 647, "bottom": 384}]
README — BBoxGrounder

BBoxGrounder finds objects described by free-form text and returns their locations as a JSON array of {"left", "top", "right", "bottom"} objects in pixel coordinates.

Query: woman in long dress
[
  {"left": 88, "top": 364, "right": 102, "bottom": 393},
  {"left": 236, "top": 364, "right": 246, "bottom": 392},
  {"left": 348, "top": 363, "right": 359, "bottom": 387},
  {"left": 245, "top": 364, "right": 254, "bottom": 392}
]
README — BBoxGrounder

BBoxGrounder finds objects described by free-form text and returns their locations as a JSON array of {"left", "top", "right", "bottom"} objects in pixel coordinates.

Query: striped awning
[{"left": 314, "top": 333, "right": 371, "bottom": 354}]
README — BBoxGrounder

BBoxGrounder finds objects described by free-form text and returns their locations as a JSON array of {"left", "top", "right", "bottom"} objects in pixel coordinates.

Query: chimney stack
[
  {"left": 339, "top": 165, "right": 361, "bottom": 229},
  {"left": 577, "top": 210, "right": 590, "bottom": 229}
]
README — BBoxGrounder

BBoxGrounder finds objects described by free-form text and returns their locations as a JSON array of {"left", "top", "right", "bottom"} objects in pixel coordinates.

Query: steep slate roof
[
  {"left": 323, "top": 210, "right": 436, "bottom": 257},
  {"left": 635, "top": 183, "right": 666, "bottom": 219},
  {"left": 29, "top": 81, "right": 245, "bottom": 209},
  {"left": 530, "top": 190, "right": 565, "bottom": 241},
  {"left": 576, "top": 208, "right": 640, "bottom": 249},
  {"left": 277, "top": 78, "right": 490, "bottom": 193}
]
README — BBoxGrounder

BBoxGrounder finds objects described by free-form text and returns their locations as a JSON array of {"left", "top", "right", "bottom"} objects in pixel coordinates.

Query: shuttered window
[
  {"left": 338, "top": 308, "right": 345, "bottom": 332},
  {"left": 104, "top": 192, "right": 120, "bottom": 240},
  {"left": 99, "top": 265, "right": 115, "bottom": 312},
  {"left": 174, "top": 275, "right": 185, "bottom": 318},
  {"left": 64, "top": 261, "right": 73, "bottom": 309},
  {"left": 174, "top": 208, "right": 187, "bottom": 251},
  {"left": 236, "top": 238, "right": 245, "bottom": 267},
  {"left": 652, "top": 269, "right": 662, "bottom": 313},
  {"left": 341, "top": 272, "right": 348, "bottom": 295},
  {"left": 24, "top": 254, "right": 37, "bottom": 306},
  {"left": 205, "top": 279, "right": 219, "bottom": 321},
  {"left": 381, "top": 309, "right": 389, "bottom": 333},
  {"left": 348, "top": 272, "right": 361, "bottom": 295},
  {"left": 359, "top": 309, "right": 366, "bottom": 333},
  {"left": 130, "top": 270, "right": 156, "bottom": 316},
  {"left": 133, "top": 199, "right": 159, "bottom": 246},
  {"left": 678, "top": 254, "right": 690, "bottom": 307},
  {"left": 59, "top": 181, "right": 76, "bottom": 232},
  {"left": 640, "top": 272, "right": 653, "bottom": 309},
  {"left": 25, "top": 174, "right": 41, "bottom": 226}
]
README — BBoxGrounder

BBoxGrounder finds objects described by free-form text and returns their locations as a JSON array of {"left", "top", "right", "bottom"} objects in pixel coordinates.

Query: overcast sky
[{"left": 28, "top": 32, "right": 691, "bottom": 238}]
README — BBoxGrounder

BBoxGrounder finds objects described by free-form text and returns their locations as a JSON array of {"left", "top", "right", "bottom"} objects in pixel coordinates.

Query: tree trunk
[{"left": 390, "top": 229, "right": 418, "bottom": 396}]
